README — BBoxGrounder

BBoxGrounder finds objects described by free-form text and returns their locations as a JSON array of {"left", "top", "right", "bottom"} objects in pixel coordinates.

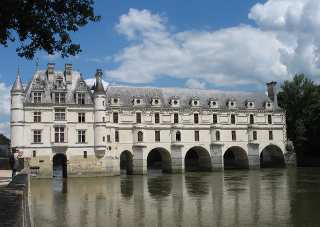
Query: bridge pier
[
  {"left": 248, "top": 143, "right": 260, "bottom": 169},
  {"left": 171, "top": 145, "right": 185, "bottom": 173},
  {"left": 210, "top": 144, "right": 224, "bottom": 170},
  {"left": 132, "top": 145, "right": 147, "bottom": 175}
]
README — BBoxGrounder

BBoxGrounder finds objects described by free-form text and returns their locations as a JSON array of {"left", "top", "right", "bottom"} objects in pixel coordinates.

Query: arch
[
  {"left": 260, "top": 144, "right": 285, "bottom": 168},
  {"left": 184, "top": 146, "right": 212, "bottom": 172},
  {"left": 147, "top": 148, "right": 172, "bottom": 173},
  {"left": 137, "top": 131, "right": 143, "bottom": 142},
  {"left": 224, "top": 146, "right": 249, "bottom": 169},
  {"left": 120, "top": 150, "right": 133, "bottom": 175},
  {"left": 53, "top": 153, "right": 67, "bottom": 178}
]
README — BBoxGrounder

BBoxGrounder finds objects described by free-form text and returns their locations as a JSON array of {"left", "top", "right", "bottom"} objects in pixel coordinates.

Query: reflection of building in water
[{"left": 11, "top": 64, "right": 289, "bottom": 177}]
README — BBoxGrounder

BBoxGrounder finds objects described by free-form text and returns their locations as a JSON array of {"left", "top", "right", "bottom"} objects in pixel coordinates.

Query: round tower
[
  {"left": 93, "top": 69, "right": 107, "bottom": 158},
  {"left": 10, "top": 71, "right": 25, "bottom": 150}
]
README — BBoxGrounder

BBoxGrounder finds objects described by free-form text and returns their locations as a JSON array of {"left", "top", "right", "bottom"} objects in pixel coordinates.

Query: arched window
[
  {"left": 138, "top": 131, "right": 143, "bottom": 142},
  {"left": 215, "top": 131, "right": 220, "bottom": 141},
  {"left": 83, "top": 151, "right": 87, "bottom": 159},
  {"left": 176, "top": 131, "right": 181, "bottom": 142}
]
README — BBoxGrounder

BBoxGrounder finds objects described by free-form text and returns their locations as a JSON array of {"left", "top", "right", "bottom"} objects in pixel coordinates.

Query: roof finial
[{"left": 11, "top": 66, "right": 24, "bottom": 93}]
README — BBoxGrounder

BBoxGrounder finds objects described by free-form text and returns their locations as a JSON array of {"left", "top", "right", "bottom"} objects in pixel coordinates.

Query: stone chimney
[
  {"left": 65, "top": 63, "right": 72, "bottom": 83},
  {"left": 47, "top": 63, "right": 55, "bottom": 81},
  {"left": 266, "top": 81, "right": 278, "bottom": 108}
]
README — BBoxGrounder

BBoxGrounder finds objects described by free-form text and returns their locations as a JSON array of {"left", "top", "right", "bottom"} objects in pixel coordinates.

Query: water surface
[{"left": 31, "top": 168, "right": 320, "bottom": 227}]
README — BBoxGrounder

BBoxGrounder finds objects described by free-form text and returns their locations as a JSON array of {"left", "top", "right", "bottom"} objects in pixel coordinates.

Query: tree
[
  {"left": 278, "top": 74, "right": 320, "bottom": 159},
  {"left": 0, "top": 0, "right": 100, "bottom": 59},
  {"left": 0, "top": 134, "right": 10, "bottom": 145}
]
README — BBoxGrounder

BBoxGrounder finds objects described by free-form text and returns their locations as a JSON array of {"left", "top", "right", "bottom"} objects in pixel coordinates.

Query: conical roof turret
[
  {"left": 11, "top": 70, "right": 24, "bottom": 93},
  {"left": 94, "top": 69, "right": 106, "bottom": 95}
]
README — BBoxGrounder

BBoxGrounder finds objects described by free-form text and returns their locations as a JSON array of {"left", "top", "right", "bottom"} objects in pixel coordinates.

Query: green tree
[
  {"left": 278, "top": 74, "right": 320, "bottom": 159},
  {"left": 0, "top": 0, "right": 100, "bottom": 59}
]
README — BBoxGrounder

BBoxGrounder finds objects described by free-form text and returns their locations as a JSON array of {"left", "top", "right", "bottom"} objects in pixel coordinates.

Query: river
[{"left": 31, "top": 168, "right": 320, "bottom": 227}]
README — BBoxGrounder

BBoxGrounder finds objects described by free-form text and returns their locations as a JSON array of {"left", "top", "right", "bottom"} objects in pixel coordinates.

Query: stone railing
[{"left": 0, "top": 173, "right": 33, "bottom": 227}]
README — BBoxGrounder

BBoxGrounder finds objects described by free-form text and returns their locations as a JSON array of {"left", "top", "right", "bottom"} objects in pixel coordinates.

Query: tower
[
  {"left": 10, "top": 71, "right": 25, "bottom": 150},
  {"left": 93, "top": 69, "right": 107, "bottom": 158}
]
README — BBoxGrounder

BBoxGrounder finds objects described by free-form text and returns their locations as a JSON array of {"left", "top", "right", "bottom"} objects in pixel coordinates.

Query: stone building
[{"left": 10, "top": 63, "right": 288, "bottom": 178}]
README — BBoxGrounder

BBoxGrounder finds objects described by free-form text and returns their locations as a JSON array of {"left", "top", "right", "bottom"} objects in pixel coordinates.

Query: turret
[
  {"left": 10, "top": 71, "right": 25, "bottom": 149},
  {"left": 93, "top": 69, "right": 107, "bottom": 158}
]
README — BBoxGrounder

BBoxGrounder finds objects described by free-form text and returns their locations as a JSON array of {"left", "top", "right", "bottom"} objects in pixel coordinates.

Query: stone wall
[{"left": 0, "top": 174, "right": 33, "bottom": 227}]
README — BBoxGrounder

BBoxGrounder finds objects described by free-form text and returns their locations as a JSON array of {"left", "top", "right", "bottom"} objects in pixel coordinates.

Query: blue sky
[{"left": 1, "top": 0, "right": 320, "bottom": 136}]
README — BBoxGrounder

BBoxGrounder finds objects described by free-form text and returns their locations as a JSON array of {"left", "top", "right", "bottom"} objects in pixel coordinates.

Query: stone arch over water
[
  {"left": 184, "top": 146, "right": 212, "bottom": 172},
  {"left": 224, "top": 146, "right": 249, "bottom": 169},
  {"left": 147, "top": 147, "right": 172, "bottom": 173},
  {"left": 120, "top": 150, "right": 133, "bottom": 174},
  {"left": 53, "top": 153, "right": 67, "bottom": 178},
  {"left": 260, "top": 144, "right": 285, "bottom": 168}
]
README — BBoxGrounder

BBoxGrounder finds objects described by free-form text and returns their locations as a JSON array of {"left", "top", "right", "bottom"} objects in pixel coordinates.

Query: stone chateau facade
[{"left": 11, "top": 63, "right": 288, "bottom": 178}]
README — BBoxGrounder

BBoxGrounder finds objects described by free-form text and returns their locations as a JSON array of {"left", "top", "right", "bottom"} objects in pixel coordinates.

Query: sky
[{"left": 1, "top": 0, "right": 320, "bottom": 137}]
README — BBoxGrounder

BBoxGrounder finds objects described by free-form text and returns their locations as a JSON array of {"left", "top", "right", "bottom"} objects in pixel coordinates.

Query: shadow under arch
[
  {"left": 53, "top": 153, "right": 67, "bottom": 178},
  {"left": 224, "top": 146, "right": 249, "bottom": 169},
  {"left": 184, "top": 146, "right": 212, "bottom": 172},
  {"left": 260, "top": 144, "right": 285, "bottom": 168},
  {"left": 120, "top": 150, "right": 133, "bottom": 174},
  {"left": 147, "top": 147, "right": 172, "bottom": 173}
]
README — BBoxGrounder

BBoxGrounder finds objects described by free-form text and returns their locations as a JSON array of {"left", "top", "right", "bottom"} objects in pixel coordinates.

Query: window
[
  {"left": 137, "top": 131, "right": 143, "bottom": 142},
  {"left": 32, "top": 150, "right": 36, "bottom": 158},
  {"left": 107, "top": 135, "right": 111, "bottom": 142},
  {"left": 176, "top": 131, "right": 181, "bottom": 142},
  {"left": 78, "top": 113, "right": 85, "bottom": 123},
  {"left": 115, "top": 130, "right": 119, "bottom": 142},
  {"left": 213, "top": 114, "right": 217, "bottom": 124},
  {"left": 253, "top": 131, "right": 257, "bottom": 140},
  {"left": 83, "top": 151, "right": 87, "bottom": 159},
  {"left": 194, "top": 113, "right": 199, "bottom": 124},
  {"left": 268, "top": 115, "right": 272, "bottom": 124},
  {"left": 174, "top": 113, "right": 179, "bottom": 124},
  {"left": 231, "top": 130, "right": 236, "bottom": 141},
  {"left": 102, "top": 117, "right": 105, "bottom": 122},
  {"left": 102, "top": 136, "right": 105, "bottom": 142},
  {"left": 155, "top": 131, "right": 160, "bottom": 142},
  {"left": 33, "top": 112, "right": 41, "bottom": 123},
  {"left": 250, "top": 114, "right": 254, "bottom": 124},
  {"left": 231, "top": 114, "right": 236, "bottom": 124},
  {"left": 77, "top": 93, "right": 85, "bottom": 105},
  {"left": 155, "top": 113, "right": 160, "bottom": 124},
  {"left": 113, "top": 112, "right": 118, "bottom": 123},
  {"left": 33, "top": 130, "right": 41, "bottom": 143},
  {"left": 136, "top": 112, "right": 142, "bottom": 124},
  {"left": 54, "top": 108, "right": 65, "bottom": 121},
  {"left": 269, "top": 131, "right": 273, "bottom": 140},
  {"left": 54, "top": 127, "right": 65, "bottom": 143},
  {"left": 216, "top": 131, "right": 220, "bottom": 141},
  {"left": 195, "top": 130, "right": 200, "bottom": 141},
  {"left": 33, "top": 92, "right": 42, "bottom": 104},
  {"left": 78, "top": 130, "right": 86, "bottom": 143},
  {"left": 55, "top": 92, "right": 65, "bottom": 104}
]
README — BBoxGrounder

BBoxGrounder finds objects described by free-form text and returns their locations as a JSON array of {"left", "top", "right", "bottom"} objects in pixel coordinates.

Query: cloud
[
  {"left": 0, "top": 83, "right": 10, "bottom": 116},
  {"left": 185, "top": 79, "right": 206, "bottom": 89},
  {"left": 106, "top": 3, "right": 320, "bottom": 88},
  {"left": 84, "top": 78, "right": 109, "bottom": 89}
]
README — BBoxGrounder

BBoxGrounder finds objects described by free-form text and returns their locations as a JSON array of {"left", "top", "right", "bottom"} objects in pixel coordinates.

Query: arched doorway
[
  {"left": 120, "top": 150, "right": 133, "bottom": 174},
  {"left": 260, "top": 145, "right": 285, "bottom": 168},
  {"left": 224, "top": 146, "right": 249, "bottom": 169},
  {"left": 184, "top": 146, "right": 212, "bottom": 172},
  {"left": 147, "top": 148, "right": 172, "bottom": 173},
  {"left": 53, "top": 153, "right": 67, "bottom": 178}
]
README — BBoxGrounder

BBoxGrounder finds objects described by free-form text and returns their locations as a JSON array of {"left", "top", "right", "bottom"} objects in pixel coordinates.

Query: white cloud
[
  {"left": 185, "top": 79, "right": 206, "bottom": 89},
  {"left": 106, "top": 3, "right": 320, "bottom": 88},
  {"left": 0, "top": 83, "right": 10, "bottom": 116},
  {"left": 84, "top": 78, "right": 109, "bottom": 89}
]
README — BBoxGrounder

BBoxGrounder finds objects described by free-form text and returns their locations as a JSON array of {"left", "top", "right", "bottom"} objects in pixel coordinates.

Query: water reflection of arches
[
  {"left": 224, "top": 146, "right": 249, "bottom": 169},
  {"left": 120, "top": 150, "right": 133, "bottom": 174},
  {"left": 120, "top": 176, "right": 133, "bottom": 199},
  {"left": 184, "top": 146, "right": 212, "bottom": 172},
  {"left": 260, "top": 145, "right": 285, "bottom": 168},
  {"left": 147, "top": 175, "right": 172, "bottom": 199},
  {"left": 185, "top": 173, "right": 210, "bottom": 197},
  {"left": 53, "top": 153, "right": 67, "bottom": 178},
  {"left": 147, "top": 148, "right": 172, "bottom": 173}
]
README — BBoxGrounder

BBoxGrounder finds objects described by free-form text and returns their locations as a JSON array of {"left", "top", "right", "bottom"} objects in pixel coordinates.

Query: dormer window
[
  {"left": 209, "top": 99, "right": 219, "bottom": 108},
  {"left": 110, "top": 97, "right": 120, "bottom": 106},
  {"left": 190, "top": 97, "right": 200, "bottom": 107},
  {"left": 77, "top": 93, "right": 85, "bottom": 105},
  {"left": 246, "top": 101, "right": 255, "bottom": 109},
  {"left": 151, "top": 97, "right": 161, "bottom": 106},
  {"left": 265, "top": 101, "right": 273, "bottom": 110},
  {"left": 170, "top": 97, "right": 180, "bottom": 107},
  {"left": 55, "top": 92, "right": 66, "bottom": 104},
  {"left": 227, "top": 99, "right": 236, "bottom": 109},
  {"left": 33, "top": 92, "right": 42, "bottom": 104},
  {"left": 133, "top": 97, "right": 143, "bottom": 106}
]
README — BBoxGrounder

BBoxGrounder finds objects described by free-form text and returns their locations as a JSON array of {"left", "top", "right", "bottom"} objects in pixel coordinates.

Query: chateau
[{"left": 11, "top": 63, "right": 289, "bottom": 178}]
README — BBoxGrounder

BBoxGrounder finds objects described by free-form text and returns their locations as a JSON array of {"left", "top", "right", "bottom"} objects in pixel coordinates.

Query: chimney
[
  {"left": 47, "top": 63, "right": 55, "bottom": 81},
  {"left": 266, "top": 81, "right": 278, "bottom": 108},
  {"left": 65, "top": 63, "right": 72, "bottom": 83}
]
